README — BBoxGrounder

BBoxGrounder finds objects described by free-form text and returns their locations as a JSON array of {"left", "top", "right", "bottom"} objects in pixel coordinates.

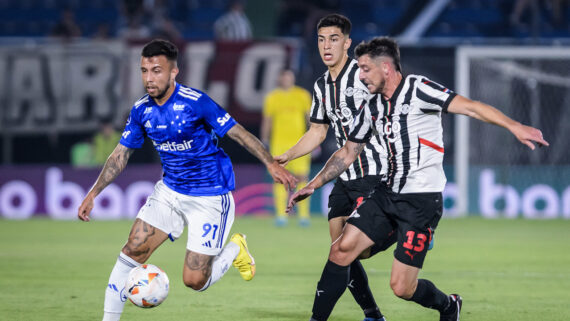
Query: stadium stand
[{"left": 0, "top": 0, "right": 567, "bottom": 40}]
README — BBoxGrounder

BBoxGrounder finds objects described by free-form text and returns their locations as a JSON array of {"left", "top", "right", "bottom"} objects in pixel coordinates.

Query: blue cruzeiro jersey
[{"left": 120, "top": 83, "right": 237, "bottom": 196}]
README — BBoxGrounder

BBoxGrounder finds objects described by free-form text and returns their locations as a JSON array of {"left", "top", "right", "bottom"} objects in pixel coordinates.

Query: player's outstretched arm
[
  {"left": 226, "top": 123, "right": 298, "bottom": 190},
  {"left": 447, "top": 95, "right": 550, "bottom": 150},
  {"left": 286, "top": 140, "right": 363, "bottom": 212},
  {"left": 78, "top": 144, "right": 134, "bottom": 222},
  {"left": 275, "top": 122, "right": 329, "bottom": 166}
]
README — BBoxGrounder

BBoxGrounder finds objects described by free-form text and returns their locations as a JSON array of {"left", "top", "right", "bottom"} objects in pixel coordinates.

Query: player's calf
[{"left": 183, "top": 251, "right": 214, "bottom": 290}]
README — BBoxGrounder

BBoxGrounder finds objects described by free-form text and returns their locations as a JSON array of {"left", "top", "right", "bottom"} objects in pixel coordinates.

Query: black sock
[
  {"left": 409, "top": 279, "right": 449, "bottom": 312},
  {"left": 347, "top": 260, "right": 383, "bottom": 319},
  {"left": 311, "top": 260, "right": 350, "bottom": 321}
]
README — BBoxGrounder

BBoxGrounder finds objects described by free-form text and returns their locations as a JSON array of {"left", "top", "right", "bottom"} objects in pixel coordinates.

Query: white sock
[
  {"left": 198, "top": 242, "right": 239, "bottom": 291},
  {"left": 102, "top": 312, "right": 121, "bottom": 321},
  {"left": 102, "top": 252, "right": 141, "bottom": 320}
]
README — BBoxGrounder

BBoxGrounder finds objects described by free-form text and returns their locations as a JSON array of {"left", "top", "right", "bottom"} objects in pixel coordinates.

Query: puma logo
[{"left": 405, "top": 250, "right": 415, "bottom": 261}]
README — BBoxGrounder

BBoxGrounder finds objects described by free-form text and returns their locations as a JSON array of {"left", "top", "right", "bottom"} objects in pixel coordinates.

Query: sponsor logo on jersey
[
  {"left": 217, "top": 113, "right": 231, "bottom": 126},
  {"left": 144, "top": 120, "right": 152, "bottom": 128},
  {"left": 173, "top": 103, "right": 185, "bottom": 111},
  {"left": 374, "top": 118, "right": 401, "bottom": 143},
  {"left": 122, "top": 130, "right": 131, "bottom": 139},
  {"left": 143, "top": 107, "right": 153, "bottom": 114},
  {"left": 156, "top": 125, "right": 168, "bottom": 129},
  {"left": 152, "top": 139, "right": 194, "bottom": 151},
  {"left": 326, "top": 104, "right": 354, "bottom": 127}
]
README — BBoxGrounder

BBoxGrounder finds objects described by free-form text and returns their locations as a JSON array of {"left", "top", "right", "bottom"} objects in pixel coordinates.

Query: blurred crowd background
[
  {"left": 0, "top": 0, "right": 569, "bottom": 218},
  {"left": 2, "top": 0, "right": 569, "bottom": 165}
]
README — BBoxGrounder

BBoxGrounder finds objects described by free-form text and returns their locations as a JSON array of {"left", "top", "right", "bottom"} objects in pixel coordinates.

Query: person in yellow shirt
[
  {"left": 261, "top": 69, "right": 312, "bottom": 227},
  {"left": 93, "top": 120, "right": 121, "bottom": 166}
]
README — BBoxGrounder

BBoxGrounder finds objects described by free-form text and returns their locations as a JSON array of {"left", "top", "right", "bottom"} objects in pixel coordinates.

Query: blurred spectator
[
  {"left": 117, "top": 15, "right": 151, "bottom": 41},
  {"left": 93, "top": 120, "right": 121, "bottom": 166},
  {"left": 277, "top": 0, "right": 339, "bottom": 39},
  {"left": 149, "top": 0, "right": 182, "bottom": 41},
  {"left": 152, "top": 17, "right": 182, "bottom": 41},
  {"left": 50, "top": 8, "right": 82, "bottom": 39},
  {"left": 510, "top": 0, "right": 568, "bottom": 31},
  {"left": 548, "top": 0, "right": 568, "bottom": 29},
  {"left": 214, "top": 0, "right": 253, "bottom": 41},
  {"left": 94, "top": 23, "right": 112, "bottom": 40},
  {"left": 121, "top": 0, "right": 145, "bottom": 24},
  {"left": 70, "top": 139, "right": 95, "bottom": 168},
  {"left": 261, "top": 69, "right": 312, "bottom": 227}
]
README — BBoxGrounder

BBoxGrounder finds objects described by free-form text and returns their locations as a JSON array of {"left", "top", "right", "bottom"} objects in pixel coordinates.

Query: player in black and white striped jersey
[
  {"left": 289, "top": 36, "right": 549, "bottom": 321},
  {"left": 308, "top": 57, "right": 386, "bottom": 181},
  {"left": 350, "top": 75, "right": 454, "bottom": 194},
  {"left": 275, "top": 14, "right": 392, "bottom": 321}
]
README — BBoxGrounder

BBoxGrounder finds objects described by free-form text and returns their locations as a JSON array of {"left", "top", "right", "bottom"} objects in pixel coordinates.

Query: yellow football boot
[{"left": 230, "top": 233, "right": 256, "bottom": 281}]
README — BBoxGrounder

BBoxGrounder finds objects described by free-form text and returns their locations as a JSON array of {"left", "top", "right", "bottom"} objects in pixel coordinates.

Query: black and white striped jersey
[
  {"left": 310, "top": 58, "right": 386, "bottom": 181},
  {"left": 348, "top": 74, "right": 457, "bottom": 193}
]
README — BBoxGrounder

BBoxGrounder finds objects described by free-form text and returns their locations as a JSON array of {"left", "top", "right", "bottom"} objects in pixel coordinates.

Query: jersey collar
[
  {"left": 382, "top": 76, "right": 405, "bottom": 105},
  {"left": 152, "top": 82, "right": 180, "bottom": 107},
  {"left": 326, "top": 57, "right": 352, "bottom": 84}
]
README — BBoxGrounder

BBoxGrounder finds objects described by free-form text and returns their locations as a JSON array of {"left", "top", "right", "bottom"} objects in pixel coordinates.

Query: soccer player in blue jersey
[{"left": 77, "top": 39, "right": 297, "bottom": 321}]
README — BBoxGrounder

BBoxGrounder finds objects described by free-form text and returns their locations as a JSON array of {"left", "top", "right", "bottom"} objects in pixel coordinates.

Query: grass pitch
[{"left": 1, "top": 216, "right": 569, "bottom": 321}]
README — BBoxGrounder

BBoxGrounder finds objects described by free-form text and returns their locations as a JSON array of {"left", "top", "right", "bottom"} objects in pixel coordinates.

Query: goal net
[{"left": 454, "top": 47, "right": 570, "bottom": 218}]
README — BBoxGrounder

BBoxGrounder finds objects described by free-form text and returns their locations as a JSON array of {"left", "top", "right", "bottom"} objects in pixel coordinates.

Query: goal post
[{"left": 454, "top": 46, "right": 570, "bottom": 218}]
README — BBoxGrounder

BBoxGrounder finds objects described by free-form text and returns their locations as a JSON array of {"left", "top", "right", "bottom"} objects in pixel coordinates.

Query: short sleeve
[
  {"left": 415, "top": 78, "right": 457, "bottom": 113},
  {"left": 119, "top": 107, "right": 145, "bottom": 149},
  {"left": 309, "top": 79, "right": 329, "bottom": 124},
  {"left": 195, "top": 94, "right": 237, "bottom": 137}
]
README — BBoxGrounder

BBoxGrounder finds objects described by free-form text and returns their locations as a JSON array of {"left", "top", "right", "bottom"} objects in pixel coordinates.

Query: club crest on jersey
[
  {"left": 398, "top": 104, "right": 410, "bottom": 115},
  {"left": 173, "top": 103, "right": 185, "bottom": 111},
  {"left": 344, "top": 87, "right": 367, "bottom": 99},
  {"left": 217, "top": 113, "right": 231, "bottom": 126}
]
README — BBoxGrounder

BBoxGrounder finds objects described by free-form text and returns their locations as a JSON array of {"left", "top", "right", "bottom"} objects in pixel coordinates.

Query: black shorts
[
  {"left": 347, "top": 183, "right": 443, "bottom": 268},
  {"left": 327, "top": 176, "right": 383, "bottom": 220}
]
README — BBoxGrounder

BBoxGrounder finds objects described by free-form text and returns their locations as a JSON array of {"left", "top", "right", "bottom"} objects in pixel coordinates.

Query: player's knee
[
  {"left": 390, "top": 279, "right": 414, "bottom": 299},
  {"left": 182, "top": 275, "right": 208, "bottom": 291},
  {"left": 329, "top": 242, "right": 352, "bottom": 266}
]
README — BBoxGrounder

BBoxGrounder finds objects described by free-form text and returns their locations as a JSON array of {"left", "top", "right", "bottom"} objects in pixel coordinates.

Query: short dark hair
[
  {"left": 354, "top": 36, "right": 401, "bottom": 72},
  {"left": 317, "top": 14, "right": 351, "bottom": 35},
  {"left": 141, "top": 39, "right": 178, "bottom": 62}
]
